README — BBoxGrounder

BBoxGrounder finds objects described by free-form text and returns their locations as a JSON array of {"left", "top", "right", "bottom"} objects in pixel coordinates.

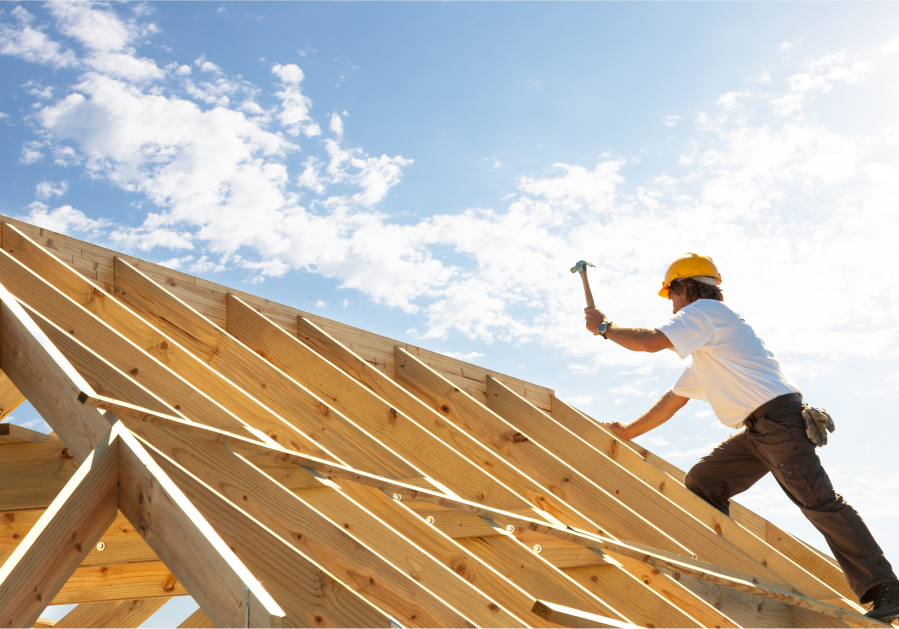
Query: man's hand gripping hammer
[{"left": 571, "top": 260, "right": 599, "bottom": 335}]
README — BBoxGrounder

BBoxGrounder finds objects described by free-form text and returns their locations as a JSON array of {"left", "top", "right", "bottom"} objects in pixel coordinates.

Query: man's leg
[
  {"left": 684, "top": 428, "right": 770, "bottom": 516},
  {"left": 747, "top": 404, "right": 897, "bottom": 601}
]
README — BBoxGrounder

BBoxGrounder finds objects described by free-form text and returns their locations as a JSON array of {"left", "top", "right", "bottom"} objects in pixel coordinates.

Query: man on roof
[{"left": 584, "top": 252, "right": 899, "bottom": 623}]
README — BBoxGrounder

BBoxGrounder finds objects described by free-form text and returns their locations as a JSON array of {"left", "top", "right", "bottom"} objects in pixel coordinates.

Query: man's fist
[
  {"left": 604, "top": 421, "right": 631, "bottom": 440},
  {"left": 584, "top": 307, "right": 607, "bottom": 335}
]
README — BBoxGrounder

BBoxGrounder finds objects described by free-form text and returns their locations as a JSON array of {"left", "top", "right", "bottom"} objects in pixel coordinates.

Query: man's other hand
[
  {"left": 605, "top": 421, "right": 631, "bottom": 440},
  {"left": 585, "top": 307, "right": 607, "bottom": 335}
]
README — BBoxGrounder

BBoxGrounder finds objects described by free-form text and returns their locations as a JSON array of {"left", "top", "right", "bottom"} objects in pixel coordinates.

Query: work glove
[{"left": 801, "top": 405, "right": 835, "bottom": 447}]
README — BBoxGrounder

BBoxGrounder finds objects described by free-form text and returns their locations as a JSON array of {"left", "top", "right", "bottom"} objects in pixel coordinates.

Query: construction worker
[{"left": 583, "top": 252, "right": 899, "bottom": 623}]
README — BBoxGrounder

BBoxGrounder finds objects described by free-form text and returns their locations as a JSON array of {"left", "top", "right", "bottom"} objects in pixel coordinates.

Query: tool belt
[
  {"left": 743, "top": 392, "right": 835, "bottom": 447},
  {"left": 743, "top": 393, "right": 803, "bottom": 430}
]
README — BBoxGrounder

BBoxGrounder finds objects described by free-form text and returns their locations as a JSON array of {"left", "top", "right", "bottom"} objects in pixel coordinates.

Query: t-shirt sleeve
[
  {"left": 672, "top": 361, "right": 708, "bottom": 402},
  {"left": 657, "top": 304, "right": 716, "bottom": 359}
]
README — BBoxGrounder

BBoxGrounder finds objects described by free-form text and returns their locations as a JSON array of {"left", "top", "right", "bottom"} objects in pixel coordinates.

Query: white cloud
[
  {"left": 329, "top": 113, "right": 344, "bottom": 138},
  {"left": 53, "top": 146, "right": 81, "bottom": 167},
  {"left": 564, "top": 394, "right": 595, "bottom": 405},
  {"left": 35, "top": 180, "right": 69, "bottom": 200},
  {"left": 758, "top": 72, "right": 771, "bottom": 84},
  {"left": 22, "top": 203, "right": 110, "bottom": 234},
  {"left": 315, "top": 299, "right": 327, "bottom": 308},
  {"left": 774, "top": 50, "right": 876, "bottom": 116},
  {"left": 663, "top": 115, "right": 680, "bottom": 127},
  {"left": 272, "top": 63, "right": 319, "bottom": 137},
  {"left": 882, "top": 36, "right": 899, "bottom": 55},
  {"left": 716, "top": 91, "right": 750, "bottom": 110},
  {"left": 0, "top": 6, "right": 77, "bottom": 68},
  {"left": 517, "top": 161, "right": 623, "bottom": 213},
  {"left": 20, "top": 141, "right": 44, "bottom": 164},
  {"left": 50, "top": 2, "right": 142, "bottom": 52},
  {"left": 780, "top": 41, "right": 793, "bottom": 51},
  {"left": 441, "top": 351, "right": 485, "bottom": 361}
]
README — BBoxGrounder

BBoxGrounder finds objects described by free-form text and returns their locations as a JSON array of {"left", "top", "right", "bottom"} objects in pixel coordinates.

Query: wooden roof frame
[{"left": 0, "top": 216, "right": 889, "bottom": 628}]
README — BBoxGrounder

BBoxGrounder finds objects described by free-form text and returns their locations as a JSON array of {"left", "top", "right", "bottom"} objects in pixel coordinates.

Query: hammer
[{"left": 571, "top": 260, "right": 599, "bottom": 335}]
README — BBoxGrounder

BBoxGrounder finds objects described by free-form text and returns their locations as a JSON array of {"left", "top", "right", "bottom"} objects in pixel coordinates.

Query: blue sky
[{"left": 2, "top": 2, "right": 899, "bottom": 623}]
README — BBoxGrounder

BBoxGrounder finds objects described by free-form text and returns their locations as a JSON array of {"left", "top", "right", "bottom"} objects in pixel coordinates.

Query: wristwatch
[{"left": 596, "top": 321, "right": 612, "bottom": 339}]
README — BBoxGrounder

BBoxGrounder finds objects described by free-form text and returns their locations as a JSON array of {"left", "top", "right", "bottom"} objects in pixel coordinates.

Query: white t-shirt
[{"left": 657, "top": 300, "right": 799, "bottom": 428}]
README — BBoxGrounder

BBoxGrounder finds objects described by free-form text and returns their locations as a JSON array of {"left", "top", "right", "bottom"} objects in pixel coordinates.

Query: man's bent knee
[{"left": 685, "top": 465, "right": 730, "bottom": 515}]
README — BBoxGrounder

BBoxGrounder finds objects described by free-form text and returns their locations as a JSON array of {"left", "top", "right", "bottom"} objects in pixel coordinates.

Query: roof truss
[{"left": 0, "top": 217, "right": 888, "bottom": 628}]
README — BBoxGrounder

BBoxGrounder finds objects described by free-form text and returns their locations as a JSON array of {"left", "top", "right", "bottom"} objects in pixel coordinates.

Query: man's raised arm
[{"left": 584, "top": 307, "right": 673, "bottom": 353}]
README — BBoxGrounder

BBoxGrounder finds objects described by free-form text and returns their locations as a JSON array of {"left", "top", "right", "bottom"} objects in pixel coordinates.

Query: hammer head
[{"left": 570, "top": 260, "right": 595, "bottom": 274}]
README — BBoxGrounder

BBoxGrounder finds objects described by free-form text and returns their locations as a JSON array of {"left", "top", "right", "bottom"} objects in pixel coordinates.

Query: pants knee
[{"left": 684, "top": 467, "right": 707, "bottom": 496}]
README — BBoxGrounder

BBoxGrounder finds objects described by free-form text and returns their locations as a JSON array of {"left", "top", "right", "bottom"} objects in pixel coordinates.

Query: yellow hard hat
[{"left": 658, "top": 253, "right": 721, "bottom": 298}]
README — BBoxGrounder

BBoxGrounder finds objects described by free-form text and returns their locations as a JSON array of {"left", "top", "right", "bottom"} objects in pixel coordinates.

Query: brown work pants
[{"left": 684, "top": 401, "right": 896, "bottom": 600}]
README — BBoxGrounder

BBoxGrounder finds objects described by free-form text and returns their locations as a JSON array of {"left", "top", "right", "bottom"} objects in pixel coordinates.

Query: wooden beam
[
  {"left": 21, "top": 300, "right": 256, "bottom": 443},
  {"left": 54, "top": 597, "right": 170, "bottom": 628},
  {"left": 549, "top": 396, "right": 856, "bottom": 605},
  {"left": 0, "top": 369, "right": 25, "bottom": 421},
  {"left": 530, "top": 600, "right": 635, "bottom": 629},
  {"left": 132, "top": 432, "right": 423, "bottom": 628},
  {"left": 228, "top": 294, "right": 527, "bottom": 509},
  {"left": 327, "top": 480, "right": 613, "bottom": 628},
  {"left": 0, "top": 429, "right": 119, "bottom": 627},
  {"left": 178, "top": 608, "right": 214, "bottom": 628},
  {"left": 0, "top": 423, "right": 56, "bottom": 445},
  {"left": 0, "top": 228, "right": 325, "bottom": 459},
  {"left": 52, "top": 561, "right": 186, "bottom": 604},
  {"left": 0, "top": 283, "right": 112, "bottom": 462},
  {"left": 3, "top": 509, "right": 159, "bottom": 570},
  {"left": 121, "top": 405, "right": 518, "bottom": 628},
  {"left": 114, "top": 256, "right": 417, "bottom": 478},
  {"left": 0, "top": 440, "right": 77, "bottom": 511},
  {"left": 115, "top": 425, "right": 285, "bottom": 627},
  {"left": 393, "top": 347, "right": 688, "bottom": 553},
  {"left": 295, "top": 315, "right": 564, "bottom": 511}
]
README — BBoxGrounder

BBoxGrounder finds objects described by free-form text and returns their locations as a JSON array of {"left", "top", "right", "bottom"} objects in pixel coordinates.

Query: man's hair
[{"left": 669, "top": 277, "right": 724, "bottom": 303}]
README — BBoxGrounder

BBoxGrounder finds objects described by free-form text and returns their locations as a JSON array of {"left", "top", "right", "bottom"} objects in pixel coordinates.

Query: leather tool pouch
[{"left": 801, "top": 404, "right": 835, "bottom": 447}]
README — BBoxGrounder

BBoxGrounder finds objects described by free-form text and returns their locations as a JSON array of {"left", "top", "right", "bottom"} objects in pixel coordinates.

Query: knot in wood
[
  {"left": 439, "top": 404, "right": 450, "bottom": 414},
  {"left": 388, "top": 408, "right": 398, "bottom": 424},
  {"left": 60, "top": 448, "right": 73, "bottom": 460},
  {"left": 511, "top": 432, "right": 528, "bottom": 444},
  {"left": 4, "top": 513, "right": 14, "bottom": 523},
  {"left": 609, "top": 441, "right": 618, "bottom": 460},
  {"left": 714, "top": 523, "right": 722, "bottom": 535},
  {"left": 159, "top": 341, "right": 168, "bottom": 351}
]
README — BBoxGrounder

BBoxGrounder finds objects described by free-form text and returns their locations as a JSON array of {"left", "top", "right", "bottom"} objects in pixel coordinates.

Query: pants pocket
[{"left": 777, "top": 457, "right": 836, "bottom": 509}]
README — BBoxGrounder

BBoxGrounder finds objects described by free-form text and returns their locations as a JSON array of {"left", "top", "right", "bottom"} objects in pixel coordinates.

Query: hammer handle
[{"left": 580, "top": 271, "right": 596, "bottom": 309}]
